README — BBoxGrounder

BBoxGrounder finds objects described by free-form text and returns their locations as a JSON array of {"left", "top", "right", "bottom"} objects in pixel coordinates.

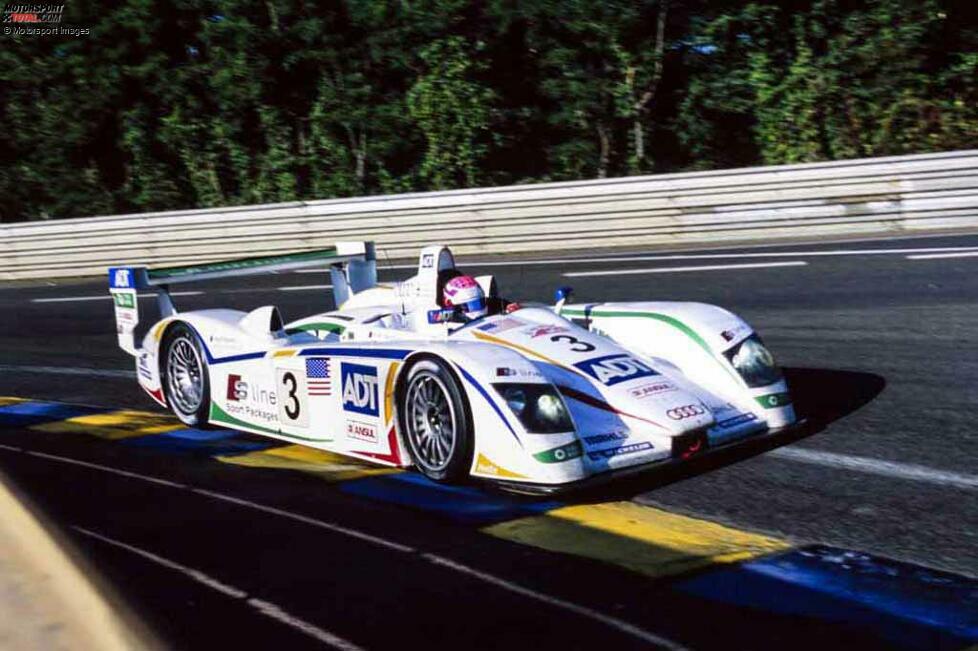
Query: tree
[
  {"left": 407, "top": 36, "right": 493, "bottom": 189},
  {"left": 1, "top": 0, "right": 975, "bottom": 222}
]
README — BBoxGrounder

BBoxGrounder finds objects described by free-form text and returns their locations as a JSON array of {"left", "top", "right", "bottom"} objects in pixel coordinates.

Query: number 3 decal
[
  {"left": 282, "top": 372, "right": 301, "bottom": 420},
  {"left": 550, "top": 334, "right": 596, "bottom": 352},
  {"left": 276, "top": 369, "right": 309, "bottom": 427}
]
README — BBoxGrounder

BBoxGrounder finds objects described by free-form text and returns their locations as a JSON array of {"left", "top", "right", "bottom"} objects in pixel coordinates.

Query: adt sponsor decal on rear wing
[{"left": 108, "top": 266, "right": 150, "bottom": 356}]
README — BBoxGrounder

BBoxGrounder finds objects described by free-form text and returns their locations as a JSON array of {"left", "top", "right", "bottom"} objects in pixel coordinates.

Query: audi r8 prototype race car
[{"left": 108, "top": 242, "right": 798, "bottom": 492}]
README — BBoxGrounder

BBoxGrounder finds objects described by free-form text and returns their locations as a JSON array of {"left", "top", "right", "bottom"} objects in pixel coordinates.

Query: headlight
[
  {"left": 725, "top": 335, "right": 782, "bottom": 387},
  {"left": 493, "top": 384, "right": 574, "bottom": 433}
]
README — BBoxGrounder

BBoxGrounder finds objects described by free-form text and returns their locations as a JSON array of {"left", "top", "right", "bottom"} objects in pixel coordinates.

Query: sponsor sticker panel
[
  {"left": 524, "top": 325, "right": 570, "bottom": 339},
  {"left": 276, "top": 368, "right": 309, "bottom": 428},
  {"left": 476, "top": 317, "right": 526, "bottom": 333},
  {"left": 666, "top": 404, "right": 706, "bottom": 421},
  {"left": 345, "top": 420, "right": 379, "bottom": 444},
  {"left": 587, "top": 441, "right": 654, "bottom": 461},
  {"left": 717, "top": 413, "right": 758, "bottom": 429},
  {"left": 225, "top": 374, "right": 279, "bottom": 426},
  {"left": 342, "top": 362, "right": 380, "bottom": 417},
  {"left": 533, "top": 441, "right": 583, "bottom": 464},
  {"left": 574, "top": 354, "right": 659, "bottom": 387},
  {"left": 582, "top": 431, "right": 629, "bottom": 447},
  {"left": 629, "top": 381, "right": 676, "bottom": 400}
]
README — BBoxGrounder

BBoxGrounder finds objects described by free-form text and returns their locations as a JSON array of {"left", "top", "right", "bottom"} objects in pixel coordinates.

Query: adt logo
[
  {"left": 574, "top": 354, "right": 658, "bottom": 386},
  {"left": 342, "top": 363, "right": 379, "bottom": 416},
  {"left": 110, "top": 268, "right": 132, "bottom": 288}
]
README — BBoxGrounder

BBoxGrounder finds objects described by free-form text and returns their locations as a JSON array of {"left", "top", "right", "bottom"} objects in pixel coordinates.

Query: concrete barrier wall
[{"left": 2, "top": 149, "right": 976, "bottom": 280}]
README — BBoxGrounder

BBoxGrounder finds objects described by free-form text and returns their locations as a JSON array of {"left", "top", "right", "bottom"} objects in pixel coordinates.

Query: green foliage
[
  {"left": 0, "top": 0, "right": 975, "bottom": 221},
  {"left": 407, "top": 36, "right": 493, "bottom": 189}
]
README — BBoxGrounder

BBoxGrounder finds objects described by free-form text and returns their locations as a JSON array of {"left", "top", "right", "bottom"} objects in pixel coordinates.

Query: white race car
[{"left": 108, "top": 242, "right": 798, "bottom": 492}]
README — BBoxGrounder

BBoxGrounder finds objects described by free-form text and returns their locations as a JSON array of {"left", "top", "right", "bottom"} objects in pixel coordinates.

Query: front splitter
[{"left": 489, "top": 418, "right": 810, "bottom": 496}]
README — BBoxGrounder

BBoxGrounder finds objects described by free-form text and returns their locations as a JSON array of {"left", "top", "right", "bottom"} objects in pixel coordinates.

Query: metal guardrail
[{"left": 2, "top": 150, "right": 976, "bottom": 280}]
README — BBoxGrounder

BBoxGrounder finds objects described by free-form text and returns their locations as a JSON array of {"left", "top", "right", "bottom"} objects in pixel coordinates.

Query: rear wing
[{"left": 107, "top": 242, "right": 376, "bottom": 355}]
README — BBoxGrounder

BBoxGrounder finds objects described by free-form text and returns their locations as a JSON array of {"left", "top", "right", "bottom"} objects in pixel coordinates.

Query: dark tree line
[{"left": 1, "top": 0, "right": 975, "bottom": 222}]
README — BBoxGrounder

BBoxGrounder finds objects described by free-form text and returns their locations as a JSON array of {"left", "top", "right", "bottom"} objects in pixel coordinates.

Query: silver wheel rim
[
  {"left": 166, "top": 335, "right": 204, "bottom": 416},
  {"left": 405, "top": 371, "right": 457, "bottom": 472}
]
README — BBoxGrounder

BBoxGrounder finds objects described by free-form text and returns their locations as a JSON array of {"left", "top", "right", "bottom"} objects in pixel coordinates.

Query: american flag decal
[{"left": 305, "top": 357, "right": 331, "bottom": 396}]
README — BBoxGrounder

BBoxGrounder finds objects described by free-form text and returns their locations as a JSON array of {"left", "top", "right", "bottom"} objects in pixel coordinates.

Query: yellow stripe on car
[
  {"left": 474, "top": 453, "right": 528, "bottom": 479},
  {"left": 471, "top": 330, "right": 587, "bottom": 380},
  {"left": 483, "top": 501, "right": 789, "bottom": 579},
  {"left": 151, "top": 319, "right": 173, "bottom": 342},
  {"left": 384, "top": 362, "right": 401, "bottom": 425}
]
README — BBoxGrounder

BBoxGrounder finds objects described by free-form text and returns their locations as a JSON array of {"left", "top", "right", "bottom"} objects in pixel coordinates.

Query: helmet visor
[{"left": 460, "top": 297, "right": 486, "bottom": 314}]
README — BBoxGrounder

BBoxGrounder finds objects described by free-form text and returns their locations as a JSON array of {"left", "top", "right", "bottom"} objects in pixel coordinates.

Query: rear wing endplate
[{"left": 107, "top": 242, "right": 376, "bottom": 355}]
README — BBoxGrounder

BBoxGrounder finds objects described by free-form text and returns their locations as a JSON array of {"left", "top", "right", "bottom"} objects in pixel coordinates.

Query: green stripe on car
[
  {"left": 533, "top": 441, "right": 583, "bottom": 464},
  {"left": 209, "top": 402, "right": 332, "bottom": 442},
  {"left": 562, "top": 308, "right": 742, "bottom": 384},
  {"left": 284, "top": 322, "right": 346, "bottom": 336},
  {"left": 755, "top": 392, "right": 791, "bottom": 409}
]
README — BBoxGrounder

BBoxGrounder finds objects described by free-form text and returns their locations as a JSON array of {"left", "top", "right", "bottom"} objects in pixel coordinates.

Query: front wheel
[
  {"left": 161, "top": 323, "right": 211, "bottom": 427},
  {"left": 400, "top": 358, "right": 473, "bottom": 482}
]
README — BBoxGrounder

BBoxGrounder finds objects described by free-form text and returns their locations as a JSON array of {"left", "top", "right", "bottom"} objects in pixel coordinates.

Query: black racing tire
[
  {"left": 398, "top": 358, "right": 473, "bottom": 483},
  {"left": 160, "top": 323, "right": 211, "bottom": 427}
]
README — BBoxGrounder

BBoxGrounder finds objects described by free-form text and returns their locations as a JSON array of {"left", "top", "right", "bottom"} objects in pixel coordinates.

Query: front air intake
[{"left": 671, "top": 428, "right": 708, "bottom": 460}]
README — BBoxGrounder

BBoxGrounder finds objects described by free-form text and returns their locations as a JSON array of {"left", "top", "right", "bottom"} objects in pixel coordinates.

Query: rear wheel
[
  {"left": 161, "top": 323, "right": 211, "bottom": 427},
  {"left": 400, "top": 358, "right": 473, "bottom": 482}
]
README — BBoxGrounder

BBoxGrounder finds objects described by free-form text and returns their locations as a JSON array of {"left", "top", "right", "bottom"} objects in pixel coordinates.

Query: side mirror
[{"left": 554, "top": 286, "right": 574, "bottom": 314}]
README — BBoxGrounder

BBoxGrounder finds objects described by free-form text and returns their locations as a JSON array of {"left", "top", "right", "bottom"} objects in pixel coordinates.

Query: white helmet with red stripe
[{"left": 443, "top": 275, "right": 487, "bottom": 320}]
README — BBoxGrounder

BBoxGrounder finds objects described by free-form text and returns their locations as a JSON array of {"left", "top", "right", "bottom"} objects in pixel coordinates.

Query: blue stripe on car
[
  {"left": 299, "top": 348, "right": 410, "bottom": 360},
  {"left": 454, "top": 363, "right": 522, "bottom": 447}
]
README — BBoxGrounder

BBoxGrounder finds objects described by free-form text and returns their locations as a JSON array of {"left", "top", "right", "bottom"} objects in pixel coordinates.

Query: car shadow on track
[{"left": 550, "top": 367, "right": 887, "bottom": 504}]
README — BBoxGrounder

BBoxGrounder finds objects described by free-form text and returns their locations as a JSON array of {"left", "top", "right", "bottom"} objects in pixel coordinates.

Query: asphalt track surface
[{"left": 1, "top": 231, "right": 977, "bottom": 649}]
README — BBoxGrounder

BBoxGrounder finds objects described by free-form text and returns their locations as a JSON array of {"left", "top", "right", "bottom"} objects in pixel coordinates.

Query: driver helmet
[{"left": 443, "top": 275, "right": 488, "bottom": 320}]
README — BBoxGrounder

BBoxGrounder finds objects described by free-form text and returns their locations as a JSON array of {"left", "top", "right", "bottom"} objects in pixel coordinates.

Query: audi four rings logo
[{"left": 667, "top": 404, "right": 705, "bottom": 420}]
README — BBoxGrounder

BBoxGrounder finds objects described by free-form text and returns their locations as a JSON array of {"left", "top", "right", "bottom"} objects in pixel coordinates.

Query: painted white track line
[
  {"left": 423, "top": 553, "right": 689, "bottom": 650},
  {"left": 906, "top": 251, "right": 978, "bottom": 260},
  {"left": 32, "top": 291, "right": 203, "bottom": 303},
  {"left": 564, "top": 261, "right": 807, "bottom": 277},
  {"left": 74, "top": 527, "right": 364, "bottom": 650},
  {"left": 769, "top": 447, "right": 978, "bottom": 490},
  {"left": 190, "top": 488, "right": 414, "bottom": 553},
  {"left": 0, "top": 445, "right": 677, "bottom": 646},
  {"left": 277, "top": 284, "right": 333, "bottom": 291},
  {"left": 27, "top": 450, "right": 186, "bottom": 488},
  {"left": 289, "top": 245, "right": 978, "bottom": 273},
  {"left": 0, "top": 365, "right": 136, "bottom": 379}
]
